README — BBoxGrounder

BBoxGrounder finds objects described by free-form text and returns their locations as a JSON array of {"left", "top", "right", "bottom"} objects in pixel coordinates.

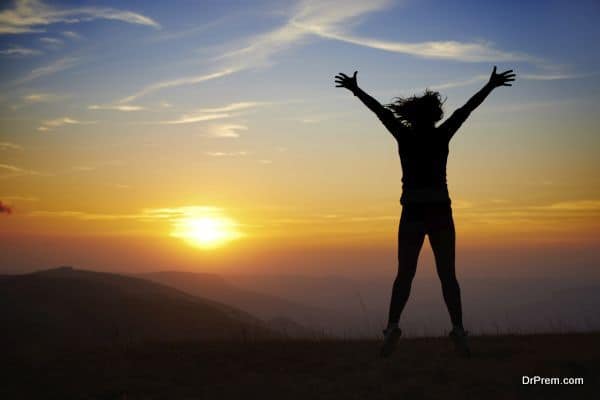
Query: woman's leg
[
  {"left": 387, "top": 207, "right": 426, "bottom": 327},
  {"left": 428, "top": 206, "right": 464, "bottom": 329}
]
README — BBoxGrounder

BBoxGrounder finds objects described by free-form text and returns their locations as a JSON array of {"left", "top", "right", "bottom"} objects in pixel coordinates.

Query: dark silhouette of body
[{"left": 335, "top": 67, "right": 515, "bottom": 357}]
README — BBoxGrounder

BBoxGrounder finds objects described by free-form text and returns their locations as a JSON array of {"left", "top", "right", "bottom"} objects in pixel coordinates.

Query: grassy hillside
[
  {"left": 3, "top": 333, "right": 599, "bottom": 399},
  {"left": 0, "top": 267, "right": 275, "bottom": 351}
]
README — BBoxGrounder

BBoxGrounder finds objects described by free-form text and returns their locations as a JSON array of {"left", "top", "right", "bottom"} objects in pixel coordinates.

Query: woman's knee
[
  {"left": 396, "top": 264, "right": 417, "bottom": 282},
  {"left": 440, "top": 275, "right": 460, "bottom": 291}
]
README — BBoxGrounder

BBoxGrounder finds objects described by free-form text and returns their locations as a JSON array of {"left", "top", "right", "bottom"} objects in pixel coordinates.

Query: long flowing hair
[{"left": 385, "top": 89, "right": 445, "bottom": 128}]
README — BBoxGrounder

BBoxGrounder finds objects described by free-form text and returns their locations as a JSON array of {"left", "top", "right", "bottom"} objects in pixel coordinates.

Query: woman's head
[{"left": 386, "top": 89, "right": 445, "bottom": 128}]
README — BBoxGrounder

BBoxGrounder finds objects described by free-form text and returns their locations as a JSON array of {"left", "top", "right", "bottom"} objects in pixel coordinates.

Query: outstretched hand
[
  {"left": 335, "top": 71, "right": 358, "bottom": 92},
  {"left": 488, "top": 66, "right": 516, "bottom": 88}
]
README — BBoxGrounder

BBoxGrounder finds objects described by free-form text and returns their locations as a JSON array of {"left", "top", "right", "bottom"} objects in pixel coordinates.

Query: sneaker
[
  {"left": 379, "top": 326, "right": 402, "bottom": 358},
  {"left": 449, "top": 327, "right": 471, "bottom": 358}
]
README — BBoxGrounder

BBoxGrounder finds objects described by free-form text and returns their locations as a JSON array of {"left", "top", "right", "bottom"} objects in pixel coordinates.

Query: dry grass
[{"left": 3, "top": 332, "right": 599, "bottom": 399}]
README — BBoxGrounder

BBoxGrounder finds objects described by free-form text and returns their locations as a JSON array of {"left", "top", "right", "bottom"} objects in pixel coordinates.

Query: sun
[{"left": 171, "top": 215, "right": 241, "bottom": 249}]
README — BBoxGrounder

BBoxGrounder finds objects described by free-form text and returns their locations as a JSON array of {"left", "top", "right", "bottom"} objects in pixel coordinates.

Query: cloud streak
[
  {"left": 23, "top": 92, "right": 62, "bottom": 103},
  {"left": 0, "top": 163, "right": 43, "bottom": 179},
  {"left": 197, "top": 101, "right": 266, "bottom": 113},
  {"left": 14, "top": 56, "right": 79, "bottom": 85},
  {"left": 520, "top": 72, "right": 599, "bottom": 81},
  {"left": 205, "top": 151, "right": 248, "bottom": 157},
  {"left": 294, "top": 0, "right": 536, "bottom": 62},
  {"left": 0, "top": 142, "right": 23, "bottom": 151},
  {"left": 121, "top": 0, "right": 535, "bottom": 102},
  {"left": 0, "top": 46, "right": 41, "bottom": 56},
  {"left": 89, "top": 104, "right": 145, "bottom": 112},
  {"left": 37, "top": 116, "right": 95, "bottom": 131},
  {"left": 223, "top": 0, "right": 536, "bottom": 67},
  {"left": 0, "top": 195, "right": 38, "bottom": 202},
  {"left": 303, "top": 29, "right": 533, "bottom": 62},
  {"left": 535, "top": 200, "right": 600, "bottom": 211},
  {"left": 62, "top": 30, "right": 82, "bottom": 40},
  {"left": 27, "top": 205, "right": 228, "bottom": 222},
  {"left": 205, "top": 124, "right": 248, "bottom": 138},
  {"left": 39, "top": 36, "right": 63, "bottom": 46},
  {"left": 161, "top": 113, "right": 230, "bottom": 125},
  {"left": 404, "top": 69, "right": 596, "bottom": 94},
  {"left": 0, "top": 0, "right": 160, "bottom": 34},
  {"left": 160, "top": 101, "right": 265, "bottom": 125},
  {"left": 119, "top": 68, "right": 238, "bottom": 103}
]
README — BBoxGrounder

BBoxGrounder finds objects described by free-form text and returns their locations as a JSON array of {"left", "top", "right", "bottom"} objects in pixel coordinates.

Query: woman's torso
[{"left": 397, "top": 127, "right": 451, "bottom": 205}]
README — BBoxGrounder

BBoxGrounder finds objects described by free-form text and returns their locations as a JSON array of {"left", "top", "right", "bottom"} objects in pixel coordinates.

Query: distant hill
[
  {"left": 227, "top": 274, "right": 600, "bottom": 336},
  {"left": 140, "top": 271, "right": 356, "bottom": 337},
  {"left": 0, "top": 267, "right": 275, "bottom": 350}
]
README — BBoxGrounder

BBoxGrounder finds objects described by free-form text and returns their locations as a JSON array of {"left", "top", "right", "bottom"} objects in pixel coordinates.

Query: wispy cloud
[
  {"left": 160, "top": 101, "right": 265, "bottom": 125},
  {"left": 0, "top": 195, "right": 38, "bottom": 202},
  {"left": 296, "top": 0, "right": 536, "bottom": 62},
  {"left": 392, "top": 74, "right": 489, "bottom": 94},
  {"left": 222, "top": 0, "right": 536, "bottom": 67},
  {"left": 149, "top": 17, "right": 228, "bottom": 42},
  {"left": 0, "top": 163, "right": 43, "bottom": 179},
  {"left": 27, "top": 210, "right": 133, "bottom": 220},
  {"left": 446, "top": 198, "right": 600, "bottom": 229},
  {"left": 161, "top": 112, "right": 229, "bottom": 125},
  {"left": 121, "top": 0, "right": 535, "bottom": 102},
  {"left": 62, "top": 30, "right": 82, "bottom": 40},
  {"left": 485, "top": 99, "right": 578, "bottom": 113},
  {"left": 520, "top": 72, "right": 599, "bottom": 81},
  {"left": 197, "top": 101, "right": 266, "bottom": 113},
  {"left": 142, "top": 206, "right": 226, "bottom": 220},
  {"left": 308, "top": 29, "right": 533, "bottom": 62},
  {"left": 14, "top": 56, "right": 79, "bottom": 85},
  {"left": 0, "top": 46, "right": 41, "bottom": 56},
  {"left": 11, "top": 92, "right": 68, "bottom": 110},
  {"left": 205, "top": 151, "right": 248, "bottom": 157},
  {"left": 204, "top": 124, "right": 248, "bottom": 138},
  {"left": 37, "top": 116, "right": 95, "bottom": 131},
  {"left": 406, "top": 70, "right": 596, "bottom": 93},
  {"left": 429, "top": 75, "right": 488, "bottom": 90},
  {"left": 217, "top": 0, "right": 389, "bottom": 66},
  {"left": 39, "top": 36, "right": 63, "bottom": 48},
  {"left": 119, "top": 67, "right": 238, "bottom": 103},
  {"left": 266, "top": 214, "right": 398, "bottom": 226},
  {"left": 89, "top": 104, "right": 145, "bottom": 112},
  {"left": 28, "top": 205, "right": 244, "bottom": 244},
  {"left": 535, "top": 200, "right": 600, "bottom": 211},
  {"left": 27, "top": 205, "right": 230, "bottom": 222},
  {"left": 0, "top": 0, "right": 160, "bottom": 34},
  {"left": 22, "top": 92, "right": 62, "bottom": 103},
  {"left": 0, "top": 141, "right": 23, "bottom": 151}
]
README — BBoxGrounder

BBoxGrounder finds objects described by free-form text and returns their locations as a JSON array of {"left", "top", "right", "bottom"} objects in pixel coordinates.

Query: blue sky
[{"left": 0, "top": 1, "right": 597, "bottom": 109}]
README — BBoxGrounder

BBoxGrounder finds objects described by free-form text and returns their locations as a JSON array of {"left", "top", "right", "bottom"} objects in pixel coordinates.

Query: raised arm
[
  {"left": 334, "top": 71, "right": 402, "bottom": 137},
  {"left": 441, "top": 66, "right": 516, "bottom": 136},
  {"left": 463, "top": 66, "right": 515, "bottom": 113}
]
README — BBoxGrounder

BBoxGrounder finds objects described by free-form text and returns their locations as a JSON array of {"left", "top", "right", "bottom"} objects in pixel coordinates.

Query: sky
[{"left": 1, "top": 0, "right": 599, "bottom": 279}]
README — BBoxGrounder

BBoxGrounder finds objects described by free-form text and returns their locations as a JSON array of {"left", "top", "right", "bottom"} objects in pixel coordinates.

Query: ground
[{"left": 4, "top": 333, "right": 599, "bottom": 399}]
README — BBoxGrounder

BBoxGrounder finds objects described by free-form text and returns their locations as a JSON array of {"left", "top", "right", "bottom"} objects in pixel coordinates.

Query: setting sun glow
[{"left": 171, "top": 216, "right": 241, "bottom": 249}]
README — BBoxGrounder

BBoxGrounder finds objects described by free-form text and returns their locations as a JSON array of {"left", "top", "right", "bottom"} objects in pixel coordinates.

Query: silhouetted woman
[{"left": 334, "top": 66, "right": 515, "bottom": 357}]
